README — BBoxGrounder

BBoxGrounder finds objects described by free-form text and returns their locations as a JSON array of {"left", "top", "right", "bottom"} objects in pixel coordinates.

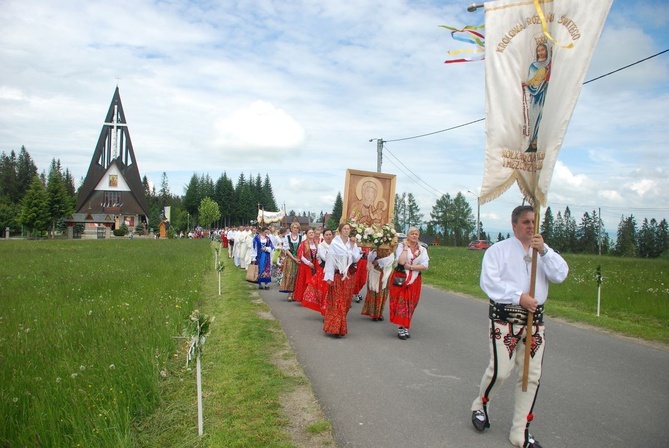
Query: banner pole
[{"left": 522, "top": 203, "right": 540, "bottom": 391}]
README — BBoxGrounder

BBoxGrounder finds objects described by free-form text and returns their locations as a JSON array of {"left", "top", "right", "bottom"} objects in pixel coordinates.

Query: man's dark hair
[{"left": 512, "top": 205, "right": 535, "bottom": 224}]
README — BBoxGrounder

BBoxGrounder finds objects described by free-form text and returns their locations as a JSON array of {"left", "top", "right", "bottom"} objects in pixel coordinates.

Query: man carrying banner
[
  {"left": 457, "top": 0, "right": 610, "bottom": 445},
  {"left": 470, "top": 205, "right": 568, "bottom": 447}
]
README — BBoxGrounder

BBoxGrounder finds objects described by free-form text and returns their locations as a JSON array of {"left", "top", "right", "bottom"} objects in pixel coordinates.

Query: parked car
[{"left": 468, "top": 239, "right": 493, "bottom": 250}]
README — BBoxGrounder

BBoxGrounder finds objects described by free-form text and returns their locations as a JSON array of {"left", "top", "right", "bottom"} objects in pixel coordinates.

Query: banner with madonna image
[{"left": 479, "top": 0, "right": 612, "bottom": 206}]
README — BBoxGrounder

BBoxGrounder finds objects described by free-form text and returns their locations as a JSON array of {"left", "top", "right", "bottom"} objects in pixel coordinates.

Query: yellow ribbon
[{"left": 533, "top": 0, "right": 573, "bottom": 49}]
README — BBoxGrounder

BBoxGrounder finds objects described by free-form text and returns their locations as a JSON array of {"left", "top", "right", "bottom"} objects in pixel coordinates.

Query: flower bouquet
[{"left": 347, "top": 218, "right": 398, "bottom": 249}]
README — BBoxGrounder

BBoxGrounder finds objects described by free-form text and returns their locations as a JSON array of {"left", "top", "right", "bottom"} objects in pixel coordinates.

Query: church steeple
[{"left": 75, "top": 87, "right": 150, "bottom": 219}]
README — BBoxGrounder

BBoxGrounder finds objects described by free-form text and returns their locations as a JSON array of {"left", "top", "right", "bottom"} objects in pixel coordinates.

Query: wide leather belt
[{"left": 489, "top": 300, "right": 544, "bottom": 325}]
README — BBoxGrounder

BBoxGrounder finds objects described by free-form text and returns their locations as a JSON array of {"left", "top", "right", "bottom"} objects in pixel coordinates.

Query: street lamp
[
  {"left": 467, "top": 190, "right": 481, "bottom": 240},
  {"left": 467, "top": 3, "right": 484, "bottom": 12},
  {"left": 369, "top": 138, "right": 384, "bottom": 173}
]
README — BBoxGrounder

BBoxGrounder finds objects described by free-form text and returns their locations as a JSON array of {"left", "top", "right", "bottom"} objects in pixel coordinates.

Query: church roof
[{"left": 76, "top": 87, "right": 150, "bottom": 217}]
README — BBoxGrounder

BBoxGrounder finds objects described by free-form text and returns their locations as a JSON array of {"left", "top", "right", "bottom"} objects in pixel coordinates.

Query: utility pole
[
  {"left": 467, "top": 190, "right": 481, "bottom": 240},
  {"left": 370, "top": 138, "right": 384, "bottom": 173}
]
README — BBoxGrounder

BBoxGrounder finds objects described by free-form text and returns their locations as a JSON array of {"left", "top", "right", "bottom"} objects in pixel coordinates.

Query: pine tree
[
  {"left": 563, "top": 206, "right": 577, "bottom": 252},
  {"left": 16, "top": 146, "right": 38, "bottom": 202},
  {"left": 394, "top": 192, "right": 407, "bottom": 232},
  {"left": 553, "top": 211, "right": 565, "bottom": 252},
  {"left": 0, "top": 150, "right": 18, "bottom": 203},
  {"left": 576, "top": 211, "right": 598, "bottom": 254},
  {"left": 406, "top": 193, "right": 424, "bottom": 230},
  {"left": 657, "top": 219, "right": 669, "bottom": 257},
  {"left": 540, "top": 206, "right": 554, "bottom": 243},
  {"left": 430, "top": 193, "right": 455, "bottom": 245},
  {"left": 183, "top": 174, "right": 201, "bottom": 218},
  {"left": 261, "top": 174, "right": 278, "bottom": 211},
  {"left": 18, "top": 176, "right": 50, "bottom": 237},
  {"left": 46, "top": 159, "right": 73, "bottom": 237},
  {"left": 328, "top": 192, "right": 343, "bottom": 229},
  {"left": 615, "top": 215, "right": 638, "bottom": 257}
]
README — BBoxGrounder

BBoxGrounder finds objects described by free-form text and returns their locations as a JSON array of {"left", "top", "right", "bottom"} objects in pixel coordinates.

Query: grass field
[
  {"left": 0, "top": 239, "right": 331, "bottom": 447},
  {"left": 1, "top": 239, "right": 666, "bottom": 446},
  {"left": 423, "top": 246, "right": 669, "bottom": 344}
]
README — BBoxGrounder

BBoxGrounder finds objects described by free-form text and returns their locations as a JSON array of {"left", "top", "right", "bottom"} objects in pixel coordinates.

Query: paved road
[{"left": 260, "top": 284, "right": 669, "bottom": 448}]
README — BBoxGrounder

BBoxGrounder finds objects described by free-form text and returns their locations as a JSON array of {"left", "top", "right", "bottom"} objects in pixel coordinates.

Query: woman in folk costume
[
  {"left": 388, "top": 227, "right": 429, "bottom": 340},
  {"left": 323, "top": 222, "right": 362, "bottom": 338},
  {"left": 293, "top": 228, "right": 319, "bottom": 303},
  {"left": 352, "top": 246, "right": 370, "bottom": 303},
  {"left": 361, "top": 247, "right": 395, "bottom": 321},
  {"left": 271, "top": 227, "right": 286, "bottom": 281},
  {"left": 221, "top": 227, "right": 228, "bottom": 248},
  {"left": 252, "top": 227, "right": 274, "bottom": 290},
  {"left": 302, "top": 228, "right": 334, "bottom": 316},
  {"left": 279, "top": 222, "right": 302, "bottom": 301}
]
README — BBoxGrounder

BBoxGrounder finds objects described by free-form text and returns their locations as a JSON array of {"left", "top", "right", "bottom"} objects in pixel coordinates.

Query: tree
[
  {"left": 576, "top": 210, "right": 598, "bottom": 254},
  {"left": 393, "top": 192, "right": 407, "bottom": 232},
  {"left": 615, "top": 215, "right": 637, "bottom": 257},
  {"left": 0, "top": 150, "right": 18, "bottom": 203},
  {"left": 183, "top": 174, "right": 201, "bottom": 218},
  {"left": 215, "top": 172, "right": 235, "bottom": 227},
  {"left": 497, "top": 232, "right": 505, "bottom": 242},
  {"left": 159, "top": 172, "right": 170, "bottom": 206},
  {"left": 637, "top": 218, "right": 659, "bottom": 258},
  {"left": 540, "top": 206, "right": 554, "bottom": 243},
  {"left": 261, "top": 174, "right": 278, "bottom": 212},
  {"left": 328, "top": 192, "right": 343, "bottom": 229},
  {"left": 657, "top": 219, "right": 669, "bottom": 257},
  {"left": 563, "top": 206, "right": 577, "bottom": 252},
  {"left": 199, "top": 197, "right": 221, "bottom": 229},
  {"left": 18, "top": 176, "right": 50, "bottom": 237},
  {"left": 406, "top": 193, "right": 424, "bottom": 230},
  {"left": 553, "top": 211, "right": 566, "bottom": 252},
  {"left": 16, "top": 146, "right": 38, "bottom": 202},
  {"left": 46, "top": 159, "right": 73, "bottom": 237},
  {"left": 430, "top": 192, "right": 474, "bottom": 246}
]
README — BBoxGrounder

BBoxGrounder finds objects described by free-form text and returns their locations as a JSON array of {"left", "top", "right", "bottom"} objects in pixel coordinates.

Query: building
[{"left": 64, "top": 87, "right": 150, "bottom": 238}]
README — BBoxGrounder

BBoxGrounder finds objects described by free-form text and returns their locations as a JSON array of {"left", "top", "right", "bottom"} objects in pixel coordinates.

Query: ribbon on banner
[{"left": 440, "top": 24, "right": 486, "bottom": 63}]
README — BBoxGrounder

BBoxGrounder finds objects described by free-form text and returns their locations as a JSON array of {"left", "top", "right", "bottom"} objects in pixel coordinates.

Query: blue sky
[{"left": 1, "top": 0, "right": 667, "bottom": 235}]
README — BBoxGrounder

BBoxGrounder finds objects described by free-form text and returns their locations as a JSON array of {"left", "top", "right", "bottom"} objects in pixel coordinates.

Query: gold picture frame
[{"left": 342, "top": 169, "right": 396, "bottom": 226}]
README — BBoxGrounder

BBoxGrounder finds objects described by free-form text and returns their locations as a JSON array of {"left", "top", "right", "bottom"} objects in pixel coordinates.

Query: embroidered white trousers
[{"left": 471, "top": 320, "right": 546, "bottom": 447}]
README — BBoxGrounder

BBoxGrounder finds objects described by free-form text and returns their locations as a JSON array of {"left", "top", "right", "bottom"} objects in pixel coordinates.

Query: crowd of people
[
  {"left": 219, "top": 222, "right": 430, "bottom": 341},
  {"left": 216, "top": 205, "right": 568, "bottom": 447}
]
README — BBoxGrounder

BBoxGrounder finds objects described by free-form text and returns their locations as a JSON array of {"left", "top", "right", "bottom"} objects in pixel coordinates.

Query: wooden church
[{"left": 64, "top": 87, "right": 150, "bottom": 238}]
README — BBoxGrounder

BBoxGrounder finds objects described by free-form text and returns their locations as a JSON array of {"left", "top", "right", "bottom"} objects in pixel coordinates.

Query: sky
[{"left": 1, "top": 0, "right": 668, "bottom": 236}]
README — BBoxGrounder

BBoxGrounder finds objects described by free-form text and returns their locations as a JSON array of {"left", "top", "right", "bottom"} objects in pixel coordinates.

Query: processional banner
[
  {"left": 480, "top": 0, "right": 612, "bottom": 206},
  {"left": 257, "top": 209, "right": 285, "bottom": 224}
]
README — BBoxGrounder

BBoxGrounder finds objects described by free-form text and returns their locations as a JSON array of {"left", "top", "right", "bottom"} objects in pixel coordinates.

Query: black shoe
[
  {"left": 377, "top": 316, "right": 384, "bottom": 321},
  {"left": 354, "top": 295, "right": 362, "bottom": 303},
  {"left": 471, "top": 410, "right": 489, "bottom": 432},
  {"left": 404, "top": 328, "right": 410, "bottom": 338},
  {"left": 524, "top": 434, "right": 542, "bottom": 448}
]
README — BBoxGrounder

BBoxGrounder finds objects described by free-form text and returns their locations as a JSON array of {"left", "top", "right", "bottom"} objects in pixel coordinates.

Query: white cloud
[{"left": 211, "top": 101, "right": 306, "bottom": 150}]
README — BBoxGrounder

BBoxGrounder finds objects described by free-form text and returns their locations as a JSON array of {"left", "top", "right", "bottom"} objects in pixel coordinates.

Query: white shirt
[{"left": 480, "top": 236, "right": 569, "bottom": 306}]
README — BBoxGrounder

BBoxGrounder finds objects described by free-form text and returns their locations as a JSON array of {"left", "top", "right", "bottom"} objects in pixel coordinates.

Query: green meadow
[
  {"left": 424, "top": 247, "right": 669, "bottom": 344},
  {"left": 1, "top": 240, "right": 667, "bottom": 447}
]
